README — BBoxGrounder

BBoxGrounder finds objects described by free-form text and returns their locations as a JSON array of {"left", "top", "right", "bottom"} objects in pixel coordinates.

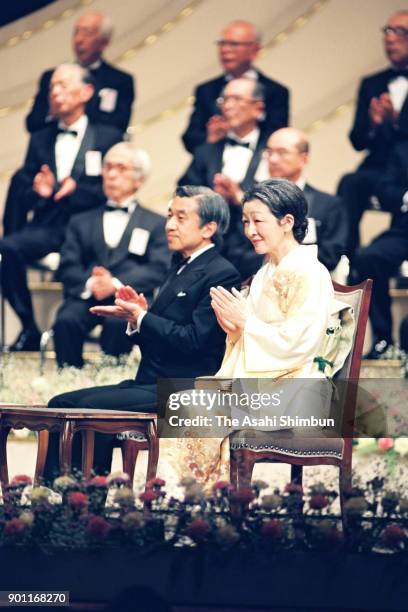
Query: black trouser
[
  {"left": 2, "top": 169, "right": 33, "bottom": 236},
  {"left": 0, "top": 224, "right": 64, "bottom": 329},
  {"left": 337, "top": 168, "right": 381, "bottom": 261},
  {"left": 53, "top": 297, "right": 133, "bottom": 368},
  {"left": 352, "top": 227, "right": 408, "bottom": 344},
  {"left": 44, "top": 381, "right": 158, "bottom": 483}
]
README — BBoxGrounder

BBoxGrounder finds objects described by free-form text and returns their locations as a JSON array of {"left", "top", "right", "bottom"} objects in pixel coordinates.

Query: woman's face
[{"left": 242, "top": 198, "right": 293, "bottom": 255}]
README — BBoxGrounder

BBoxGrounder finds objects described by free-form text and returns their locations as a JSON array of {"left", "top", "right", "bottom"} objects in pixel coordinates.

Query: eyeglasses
[
  {"left": 382, "top": 26, "right": 408, "bottom": 39},
  {"left": 215, "top": 39, "right": 257, "bottom": 48},
  {"left": 216, "top": 95, "right": 256, "bottom": 107}
]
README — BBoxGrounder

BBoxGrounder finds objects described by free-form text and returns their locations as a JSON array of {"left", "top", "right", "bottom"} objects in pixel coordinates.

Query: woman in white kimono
[{"left": 170, "top": 179, "right": 351, "bottom": 485}]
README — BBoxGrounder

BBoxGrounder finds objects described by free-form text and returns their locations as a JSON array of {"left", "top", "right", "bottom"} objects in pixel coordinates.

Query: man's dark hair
[
  {"left": 242, "top": 178, "right": 308, "bottom": 243},
  {"left": 175, "top": 185, "right": 230, "bottom": 246}
]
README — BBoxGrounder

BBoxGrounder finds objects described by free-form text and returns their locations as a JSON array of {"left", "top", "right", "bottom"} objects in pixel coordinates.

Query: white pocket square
[{"left": 177, "top": 291, "right": 187, "bottom": 297}]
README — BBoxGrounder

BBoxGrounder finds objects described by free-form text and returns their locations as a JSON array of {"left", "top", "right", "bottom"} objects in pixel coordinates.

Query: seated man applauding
[
  {"left": 43, "top": 186, "right": 240, "bottom": 480},
  {"left": 52, "top": 142, "right": 169, "bottom": 368}
]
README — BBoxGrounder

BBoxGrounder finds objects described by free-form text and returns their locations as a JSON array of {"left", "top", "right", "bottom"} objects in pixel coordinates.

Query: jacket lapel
[
  {"left": 303, "top": 184, "right": 315, "bottom": 215},
  {"left": 70, "top": 123, "right": 96, "bottom": 181},
  {"left": 151, "top": 248, "right": 218, "bottom": 315},
  {"left": 241, "top": 134, "right": 266, "bottom": 189},
  {"left": 92, "top": 209, "right": 111, "bottom": 267},
  {"left": 207, "top": 141, "right": 224, "bottom": 185}
]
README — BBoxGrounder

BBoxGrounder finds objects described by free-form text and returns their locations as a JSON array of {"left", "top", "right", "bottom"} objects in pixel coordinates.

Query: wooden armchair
[{"left": 229, "top": 279, "right": 372, "bottom": 513}]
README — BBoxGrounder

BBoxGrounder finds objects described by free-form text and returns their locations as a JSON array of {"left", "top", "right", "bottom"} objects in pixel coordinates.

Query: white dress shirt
[
  {"left": 388, "top": 75, "right": 408, "bottom": 113},
  {"left": 222, "top": 127, "right": 268, "bottom": 184},
  {"left": 55, "top": 114, "right": 88, "bottom": 182}
]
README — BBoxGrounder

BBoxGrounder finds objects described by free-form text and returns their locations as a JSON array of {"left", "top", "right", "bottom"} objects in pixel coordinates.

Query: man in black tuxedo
[
  {"left": 0, "top": 63, "right": 122, "bottom": 351},
  {"left": 265, "top": 128, "right": 347, "bottom": 273},
  {"left": 179, "top": 77, "right": 269, "bottom": 279},
  {"left": 43, "top": 185, "right": 240, "bottom": 479},
  {"left": 53, "top": 143, "right": 169, "bottom": 368},
  {"left": 352, "top": 141, "right": 408, "bottom": 358},
  {"left": 26, "top": 11, "right": 134, "bottom": 134},
  {"left": 338, "top": 10, "right": 408, "bottom": 260},
  {"left": 3, "top": 11, "right": 134, "bottom": 236},
  {"left": 182, "top": 20, "right": 289, "bottom": 154}
]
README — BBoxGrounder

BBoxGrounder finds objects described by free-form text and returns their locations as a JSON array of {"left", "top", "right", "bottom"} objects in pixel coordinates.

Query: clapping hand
[
  {"left": 89, "top": 285, "right": 148, "bottom": 326},
  {"left": 210, "top": 286, "right": 246, "bottom": 344}
]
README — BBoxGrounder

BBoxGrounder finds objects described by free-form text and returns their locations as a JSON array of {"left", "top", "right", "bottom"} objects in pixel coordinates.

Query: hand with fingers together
[
  {"left": 210, "top": 285, "right": 246, "bottom": 344},
  {"left": 89, "top": 285, "right": 148, "bottom": 328}
]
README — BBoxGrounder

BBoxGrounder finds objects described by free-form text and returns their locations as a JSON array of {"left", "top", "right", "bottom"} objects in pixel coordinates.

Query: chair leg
[
  {"left": 81, "top": 430, "right": 95, "bottom": 478},
  {"left": 59, "top": 420, "right": 75, "bottom": 475},
  {"left": 146, "top": 422, "right": 159, "bottom": 487},
  {"left": 35, "top": 430, "right": 49, "bottom": 484},
  {"left": 236, "top": 450, "right": 255, "bottom": 488},
  {"left": 291, "top": 464, "right": 303, "bottom": 485},
  {"left": 339, "top": 464, "right": 352, "bottom": 533},
  {"left": 0, "top": 426, "right": 11, "bottom": 489},
  {"left": 122, "top": 440, "right": 139, "bottom": 486}
]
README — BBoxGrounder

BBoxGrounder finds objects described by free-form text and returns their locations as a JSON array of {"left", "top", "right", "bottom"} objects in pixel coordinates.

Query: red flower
[
  {"left": 186, "top": 518, "right": 211, "bottom": 543},
  {"left": 261, "top": 519, "right": 284, "bottom": 540},
  {"left": 68, "top": 492, "right": 89, "bottom": 510},
  {"left": 309, "top": 495, "right": 329, "bottom": 510},
  {"left": 213, "top": 481, "right": 232, "bottom": 492},
  {"left": 87, "top": 516, "right": 111, "bottom": 539},
  {"left": 4, "top": 518, "right": 25, "bottom": 536},
  {"left": 146, "top": 478, "right": 166, "bottom": 489},
  {"left": 382, "top": 524, "right": 406, "bottom": 546},
  {"left": 232, "top": 488, "right": 255, "bottom": 505},
  {"left": 87, "top": 476, "right": 108, "bottom": 488},
  {"left": 10, "top": 475, "right": 32, "bottom": 487},
  {"left": 140, "top": 490, "right": 159, "bottom": 503},
  {"left": 378, "top": 438, "right": 394, "bottom": 452},
  {"left": 284, "top": 483, "right": 303, "bottom": 495}
]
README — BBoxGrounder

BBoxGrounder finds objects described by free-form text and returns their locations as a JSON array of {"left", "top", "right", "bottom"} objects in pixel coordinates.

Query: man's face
[
  {"left": 383, "top": 13, "right": 408, "bottom": 67},
  {"left": 73, "top": 13, "right": 107, "bottom": 66},
  {"left": 49, "top": 66, "right": 91, "bottom": 120},
  {"left": 165, "top": 196, "right": 213, "bottom": 256},
  {"left": 265, "top": 131, "right": 308, "bottom": 184},
  {"left": 217, "top": 22, "right": 260, "bottom": 75},
  {"left": 219, "top": 79, "right": 263, "bottom": 133},
  {"left": 103, "top": 150, "right": 141, "bottom": 203}
]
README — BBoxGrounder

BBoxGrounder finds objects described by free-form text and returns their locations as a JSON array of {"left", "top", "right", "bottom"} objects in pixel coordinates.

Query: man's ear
[
  {"left": 81, "top": 83, "right": 94, "bottom": 104},
  {"left": 202, "top": 220, "right": 217, "bottom": 240}
]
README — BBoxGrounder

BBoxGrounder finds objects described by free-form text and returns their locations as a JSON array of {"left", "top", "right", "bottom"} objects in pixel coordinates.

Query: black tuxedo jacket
[
  {"left": 350, "top": 68, "right": 408, "bottom": 169},
  {"left": 182, "top": 69, "right": 289, "bottom": 153},
  {"left": 178, "top": 134, "right": 267, "bottom": 279},
  {"left": 375, "top": 141, "right": 408, "bottom": 229},
  {"left": 178, "top": 132, "right": 267, "bottom": 190},
  {"left": 26, "top": 60, "right": 135, "bottom": 134},
  {"left": 58, "top": 203, "right": 170, "bottom": 299},
  {"left": 134, "top": 247, "right": 240, "bottom": 384},
  {"left": 20, "top": 121, "right": 122, "bottom": 229},
  {"left": 303, "top": 184, "right": 347, "bottom": 272}
]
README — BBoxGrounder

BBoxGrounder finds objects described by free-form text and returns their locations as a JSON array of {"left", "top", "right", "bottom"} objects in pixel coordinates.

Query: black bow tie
[
  {"left": 57, "top": 127, "right": 78, "bottom": 137},
  {"left": 225, "top": 136, "right": 251, "bottom": 148},
  {"left": 105, "top": 203, "right": 129, "bottom": 214},
  {"left": 391, "top": 69, "right": 408, "bottom": 79}
]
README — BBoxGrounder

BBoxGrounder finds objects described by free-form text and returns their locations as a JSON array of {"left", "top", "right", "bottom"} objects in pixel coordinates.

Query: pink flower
[
  {"left": 382, "top": 524, "right": 406, "bottom": 546},
  {"left": 378, "top": 438, "right": 394, "bottom": 452},
  {"left": 4, "top": 518, "right": 25, "bottom": 536},
  {"left": 309, "top": 495, "right": 329, "bottom": 510},
  {"left": 87, "top": 516, "right": 111, "bottom": 539},
  {"left": 10, "top": 475, "right": 32, "bottom": 487},
  {"left": 87, "top": 476, "right": 108, "bottom": 488},
  {"left": 140, "top": 490, "right": 159, "bottom": 503},
  {"left": 146, "top": 478, "right": 166, "bottom": 489},
  {"left": 232, "top": 487, "right": 255, "bottom": 505},
  {"left": 261, "top": 519, "right": 284, "bottom": 540},
  {"left": 186, "top": 518, "right": 211, "bottom": 543},
  {"left": 68, "top": 492, "right": 89, "bottom": 510}
]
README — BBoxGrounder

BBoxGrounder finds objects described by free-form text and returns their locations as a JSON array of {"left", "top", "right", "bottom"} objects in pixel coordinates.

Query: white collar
[
  {"left": 295, "top": 176, "right": 306, "bottom": 191},
  {"left": 106, "top": 197, "right": 137, "bottom": 214},
  {"left": 225, "top": 68, "right": 258, "bottom": 81},
  {"left": 83, "top": 59, "right": 102, "bottom": 70},
  {"left": 184, "top": 243, "right": 215, "bottom": 264}
]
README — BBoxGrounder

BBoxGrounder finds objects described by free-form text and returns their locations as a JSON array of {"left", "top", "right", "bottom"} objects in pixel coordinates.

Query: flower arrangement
[{"left": 1, "top": 472, "right": 407, "bottom": 555}]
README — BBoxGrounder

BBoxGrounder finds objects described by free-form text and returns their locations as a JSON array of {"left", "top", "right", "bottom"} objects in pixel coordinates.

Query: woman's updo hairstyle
[{"left": 242, "top": 178, "right": 308, "bottom": 243}]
